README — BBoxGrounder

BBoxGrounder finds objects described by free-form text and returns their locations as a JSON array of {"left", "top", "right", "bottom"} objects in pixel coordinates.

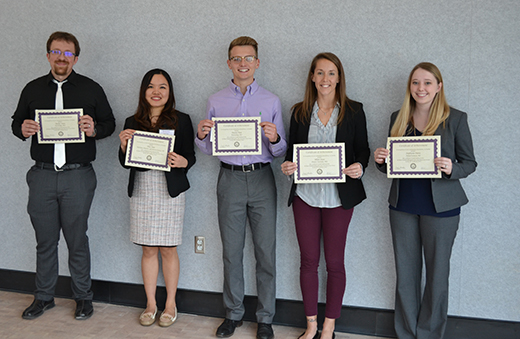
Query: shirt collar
[
  {"left": 312, "top": 101, "right": 340, "bottom": 114},
  {"left": 46, "top": 69, "right": 78, "bottom": 85},
  {"left": 312, "top": 101, "right": 340, "bottom": 127},
  {"left": 228, "top": 79, "right": 258, "bottom": 96}
]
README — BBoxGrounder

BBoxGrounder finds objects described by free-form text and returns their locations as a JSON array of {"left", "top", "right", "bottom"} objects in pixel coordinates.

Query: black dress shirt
[{"left": 11, "top": 70, "right": 115, "bottom": 163}]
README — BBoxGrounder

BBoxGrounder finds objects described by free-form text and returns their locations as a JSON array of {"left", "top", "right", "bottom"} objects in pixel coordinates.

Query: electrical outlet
[{"left": 195, "top": 236, "right": 205, "bottom": 254}]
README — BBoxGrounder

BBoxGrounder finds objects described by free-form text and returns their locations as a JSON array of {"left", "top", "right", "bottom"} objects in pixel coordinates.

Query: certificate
[
  {"left": 35, "top": 109, "right": 84, "bottom": 144},
  {"left": 293, "top": 143, "right": 345, "bottom": 183},
  {"left": 125, "top": 131, "right": 175, "bottom": 172},
  {"left": 211, "top": 117, "right": 262, "bottom": 156},
  {"left": 387, "top": 135, "right": 441, "bottom": 178}
]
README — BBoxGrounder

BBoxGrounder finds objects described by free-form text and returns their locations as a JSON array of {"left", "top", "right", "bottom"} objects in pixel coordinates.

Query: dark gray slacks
[
  {"left": 217, "top": 165, "right": 277, "bottom": 323},
  {"left": 389, "top": 209, "right": 459, "bottom": 339},
  {"left": 26, "top": 165, "right": 97, "bottom": 301}
]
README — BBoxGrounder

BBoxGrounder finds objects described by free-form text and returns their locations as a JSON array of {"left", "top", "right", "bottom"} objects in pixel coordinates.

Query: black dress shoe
[
  {"left": 22, "top": 298, "right": 55, "bottom": 319},
  {"left": 257, "top": 323, "right": 274, "bottom": 339},
  {"left": 216, "top": 318, "right": 243, "bottom": 338},
  {"left": 75, "top": 299, "right": 93, "bottom": 320}
]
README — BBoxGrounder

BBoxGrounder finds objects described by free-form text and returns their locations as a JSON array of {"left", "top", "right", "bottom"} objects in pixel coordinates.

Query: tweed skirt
[{"left": 130, "top": 170, "right": 185, "bottom": 246}]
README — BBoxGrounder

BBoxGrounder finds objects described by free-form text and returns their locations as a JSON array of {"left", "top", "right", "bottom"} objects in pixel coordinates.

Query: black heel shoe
[{"left": 298, "top": 331, "right": 321, "bottom": 339}]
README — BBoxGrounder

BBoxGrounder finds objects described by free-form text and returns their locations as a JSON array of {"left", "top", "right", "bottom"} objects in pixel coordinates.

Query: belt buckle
[
  {"left": 242, "top": 164, "right": 252, "bottom": 173},
  {"left": 54, "top": 164, "right": 64, "bottom": 172}
]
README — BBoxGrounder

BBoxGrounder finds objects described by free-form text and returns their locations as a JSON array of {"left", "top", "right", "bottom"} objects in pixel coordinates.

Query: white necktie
[{"left": 53, "top": 80, "right": 67, "bottom": 167}]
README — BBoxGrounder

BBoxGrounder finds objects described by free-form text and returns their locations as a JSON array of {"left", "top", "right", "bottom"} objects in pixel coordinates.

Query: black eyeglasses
[
  {"left": 48, "top": 50, "right": 76, "bottom": 58},
  {"left": 229, "top": 55, "right": 257, "bottom": 63}
]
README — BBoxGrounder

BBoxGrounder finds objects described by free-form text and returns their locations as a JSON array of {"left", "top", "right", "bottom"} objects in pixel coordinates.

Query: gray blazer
[{"left": 377, "top": 107, "right": 477, "bottom": 213}]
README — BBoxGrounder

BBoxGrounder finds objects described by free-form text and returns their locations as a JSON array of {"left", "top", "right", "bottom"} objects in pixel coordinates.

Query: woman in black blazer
[
  {"left": 374, "top": 62, "right": 477, "bottom": 339},
  {"left": 119, "top": 69, "right": 195, "bottom": 328},
  {"left": 281, "top": 53, "right": 370, "bottom": 339}
]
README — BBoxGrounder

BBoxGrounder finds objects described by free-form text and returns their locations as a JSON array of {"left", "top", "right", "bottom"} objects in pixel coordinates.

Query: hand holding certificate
[
  {"left": 293, "top": 143, "right": 346, "bottom": 183},
  {"left": 386, "top": 135, "right": 441, "bottom": 178},
  {"left": 211, "top": 117, "right": 262, "bottom": 156},
  {"left": 124, "top": 131, "right": 175, "bottom": 172},
  {"left": 35, "top": 109, "right": 85, "bottom": 144}
]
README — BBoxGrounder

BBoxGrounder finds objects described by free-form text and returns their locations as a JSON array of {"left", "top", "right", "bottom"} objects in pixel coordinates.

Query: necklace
[{"left": 319, "top": 107, "right": 334, "bottom": 115}]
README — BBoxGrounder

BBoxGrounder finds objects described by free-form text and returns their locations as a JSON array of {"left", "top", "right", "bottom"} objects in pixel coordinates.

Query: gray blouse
[{"left": 295, "top": 102, "right": 342, "bottom": 208}]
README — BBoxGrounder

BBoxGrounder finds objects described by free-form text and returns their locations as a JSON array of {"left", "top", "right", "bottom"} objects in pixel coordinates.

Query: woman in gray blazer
[{"left": 374, "top": 62, "right": 477, "bottom": 339}]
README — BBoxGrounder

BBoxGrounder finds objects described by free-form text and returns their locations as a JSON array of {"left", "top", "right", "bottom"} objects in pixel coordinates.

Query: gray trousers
[
  {"left": 389, "top": 209, "right": 459, "bottom": 339},
  {"left": 26, "top": 164, "right": 96, "bottom": 301},
  {"left": 217, "top": 164, "right": 277, "bottom": 323}
]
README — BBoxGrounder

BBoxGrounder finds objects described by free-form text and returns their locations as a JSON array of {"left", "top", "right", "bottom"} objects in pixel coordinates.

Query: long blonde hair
[{"left": 391, "top": 62, "right": 450, "bottom": 137}]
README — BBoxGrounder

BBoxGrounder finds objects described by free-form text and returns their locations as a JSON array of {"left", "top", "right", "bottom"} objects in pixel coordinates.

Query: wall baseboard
[{"left": 1, "top": 269, "right": 518, "bottom": 338}]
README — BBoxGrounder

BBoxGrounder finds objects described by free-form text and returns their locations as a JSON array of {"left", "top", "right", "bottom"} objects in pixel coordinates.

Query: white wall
[{"left": 1, "top": 0, "right": 519, "bottom": 322}]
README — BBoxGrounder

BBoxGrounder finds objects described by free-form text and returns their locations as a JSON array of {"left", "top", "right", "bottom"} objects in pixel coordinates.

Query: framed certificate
[
  {"left": 293, "top": 143, "right": 346, "bottom": 183},
  {"left": 387, "top": 135, "right": 441, "bottom": 178},
  {"left": 211, "top": 117, "right": 262, "bottom": 156},
  {"left": 35, "top": 109, "right": 84, "bottom": 144},
  {"left": 124, "top": 131, "right": 175, "bottom": 172}
]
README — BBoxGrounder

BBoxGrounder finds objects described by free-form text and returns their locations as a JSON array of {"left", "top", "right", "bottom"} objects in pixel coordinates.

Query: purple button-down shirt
[{"left": 195, "top": 80, "right": 287, "bottom": 165}]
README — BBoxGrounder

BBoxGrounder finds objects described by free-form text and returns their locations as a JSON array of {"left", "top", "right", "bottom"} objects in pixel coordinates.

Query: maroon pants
[{"left": 292, "top": 196, "right": 354, "bottom": 319}]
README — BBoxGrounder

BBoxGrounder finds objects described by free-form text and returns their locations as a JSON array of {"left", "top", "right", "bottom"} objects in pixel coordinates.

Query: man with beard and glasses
[{"left": 11, "top": 31, "right": 115, "bottom": 321}]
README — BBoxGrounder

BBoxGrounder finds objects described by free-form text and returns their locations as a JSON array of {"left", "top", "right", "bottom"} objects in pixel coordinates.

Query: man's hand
[{"left": 21, "top": 120, "right": 40, "bottom": 138}]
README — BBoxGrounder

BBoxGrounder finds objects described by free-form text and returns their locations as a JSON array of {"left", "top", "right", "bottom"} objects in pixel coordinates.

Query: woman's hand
[
  {"left": 434, "top": 157, "right": 453, "bottom": 175},
  {"left": 169, "top": 152, "right": 188, "bottom": 168},
  {"left": 119, "top": 129, "right": 136, "bottom": 153},
  {"left": 281, "top": 161, "right": 297, "bottom": 176},
  {"left": 374, "top": 147, "right": 389, "bottom": 165},
  {"left": 343, "top": 162, "right": 363, "bottom": 179}
]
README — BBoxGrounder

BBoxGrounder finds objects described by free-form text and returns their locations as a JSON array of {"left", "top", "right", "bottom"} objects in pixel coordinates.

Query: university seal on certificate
[
  {"left": 211, "top": 117, "right": 262, "bottom": 156},
  {"left": 35, "top": 109, "right": 85, "bottom": 144},
  {"left": 293, "top": 143, "right": 346, "bottom": 183},
  {"left": 125, "top": 131, "right": 175, "bottom": 172},
  {"left": 387, "top": 135, "right": 441, "bottom": 178}
]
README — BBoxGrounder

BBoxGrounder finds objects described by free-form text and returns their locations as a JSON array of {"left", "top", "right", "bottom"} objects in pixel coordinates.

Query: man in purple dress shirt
[{"left": 195, "top": 36, "right": 286, "bottom": 339}]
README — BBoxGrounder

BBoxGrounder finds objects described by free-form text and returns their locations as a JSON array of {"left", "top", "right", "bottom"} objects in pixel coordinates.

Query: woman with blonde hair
[
  {"left": 281, "top": 52, "right": 370, "bottom": 339},
  {"left": 374, "top": 62, "right": 477, "bottom": 339}
]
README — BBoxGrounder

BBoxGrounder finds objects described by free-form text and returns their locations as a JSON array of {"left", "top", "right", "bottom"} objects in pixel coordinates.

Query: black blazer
[
  {"left": 376, "top": 108, "right": 477, "bottom": 212},
  {"left": 118, "top": 112, "right": 196, "bottom": 198},
  {"left": 285, "top": 101, "right": 370, "bottom": 210}
]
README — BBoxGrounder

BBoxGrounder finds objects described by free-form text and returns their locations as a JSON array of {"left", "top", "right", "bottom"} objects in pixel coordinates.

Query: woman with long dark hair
[
  {"left": 281, "top": 53, "right": 370, "bottom": 339},
  {"left": 119, "top": 69, "right": 195, "bottom": 327},
  {"left": 374, "top": 62, "right": 477, "bottom": 339}
]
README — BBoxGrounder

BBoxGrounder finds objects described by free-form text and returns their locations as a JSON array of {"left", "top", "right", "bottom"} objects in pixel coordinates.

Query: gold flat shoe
[
  {"left": 159, "top": 307, "right": 178, "bottom": 327},
  {"left": 139, "top": 306, "right": 157, "bottom": 326}
]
